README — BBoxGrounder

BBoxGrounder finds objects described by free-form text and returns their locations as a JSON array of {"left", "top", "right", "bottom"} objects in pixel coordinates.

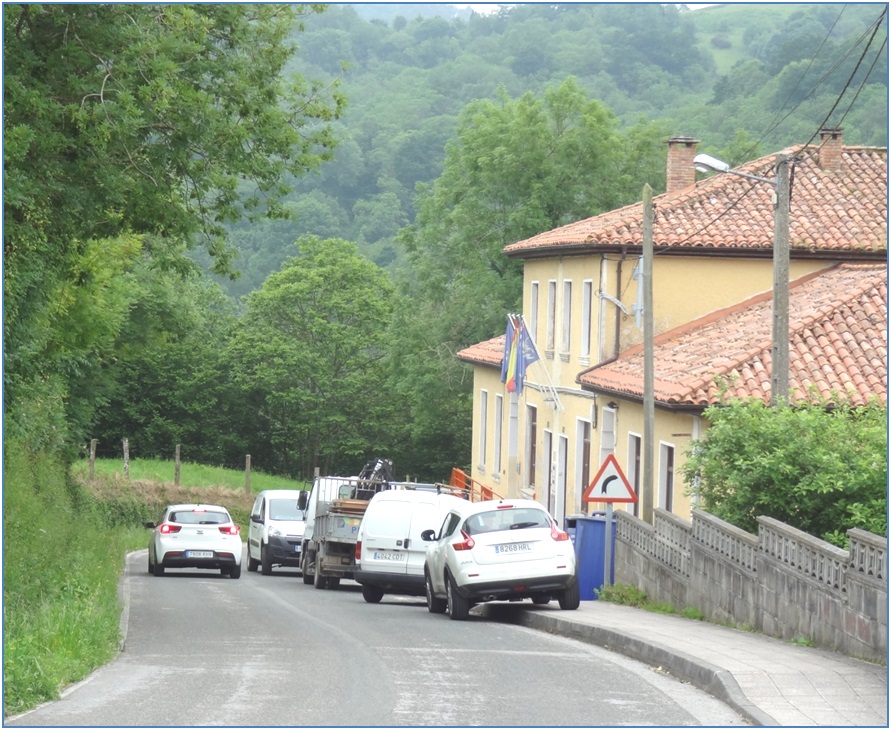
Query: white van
[
  {"left": 247, "top": 489, "right": 307, "bottom": 575},
  {"left": 354, "top": 488, "right": 468, "bottom": 603}
]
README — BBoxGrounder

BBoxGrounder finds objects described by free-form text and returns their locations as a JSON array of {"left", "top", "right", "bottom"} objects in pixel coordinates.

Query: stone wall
[{"left": 613, "top": 508, "right": 887, "bottom": 663}]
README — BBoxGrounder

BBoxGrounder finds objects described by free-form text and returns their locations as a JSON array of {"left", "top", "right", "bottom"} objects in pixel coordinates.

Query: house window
[
  {"left": 546, "top": 280, "right": 556, "bottom": 354},
  {"left": 599, "top": 405, "right": 616, "bottom": 467},
  {"left": 543, "top": 430, "right": 553, "bottom": 514},
  {"left": 557, "top": 434, "right": 568, "bottom": 524},
  {"left": 628, "top": 434, "right": 642, "bottom": 517},
  {"left": 478, "top": 390, "right": 488, "bottom": 470},
  {"left": 493, "top": 393, "right": 503, "bottom": 476},
  {"left": 576, "top": 419, "right": 592, "bottom": 514},
  {"left": 660, "top": 442, "right": 675, "bottom": 513},
  {"left": 530, "top": 282, "right": 539, "bottom": 344},
  {"left": 525, "top": 405, "right": 537, "bottom": 494},
  {"left": 561, "top": 280, "right": 572, "bottom": 355},
  {"left": 581, "top": 280, "right": 593, "bottom": 360}
]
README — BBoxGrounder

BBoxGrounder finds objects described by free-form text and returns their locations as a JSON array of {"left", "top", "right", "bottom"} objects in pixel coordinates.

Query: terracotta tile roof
[
  {"left": 504, "top": 145, "right": 887, "bottom": 256},
  {"left": 458, "top": 335, "right": 505, "bottom": 368},
  {"left": 578, "top": 263, "right": 887, "bottom": 408}
]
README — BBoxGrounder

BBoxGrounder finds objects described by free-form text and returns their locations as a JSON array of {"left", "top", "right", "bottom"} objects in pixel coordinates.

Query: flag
[{"left": 501, "top": 314, "right": 539, "bottom": 395}]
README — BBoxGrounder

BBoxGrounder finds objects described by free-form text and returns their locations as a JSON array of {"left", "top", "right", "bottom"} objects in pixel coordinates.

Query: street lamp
[{"left": 693, "top": 152, "right": 791, "bottom": 407}]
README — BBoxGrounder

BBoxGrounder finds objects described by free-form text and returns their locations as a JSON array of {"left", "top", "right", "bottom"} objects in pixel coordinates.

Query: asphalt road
[{"left": 7, "top": 548, "right": 747, "bottom": 727}]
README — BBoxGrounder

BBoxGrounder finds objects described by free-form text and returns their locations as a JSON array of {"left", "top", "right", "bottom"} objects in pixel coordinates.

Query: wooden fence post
[
  {"left": 245, "top": 454, "right": 251, "bottom": 494},
  {"left": 174, "top": 444, "right": 181, "bottom": 486},
  {"left": 123, "top": 438, "right": 130, "bottom": 480},
  {"left": 89, "top": 438, "right": 97, "bottom": 480}
]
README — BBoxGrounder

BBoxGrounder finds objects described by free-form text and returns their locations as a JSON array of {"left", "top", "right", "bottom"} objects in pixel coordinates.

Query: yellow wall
[{"left": 471, "top": 251, "right": 836, "bottom": 523}]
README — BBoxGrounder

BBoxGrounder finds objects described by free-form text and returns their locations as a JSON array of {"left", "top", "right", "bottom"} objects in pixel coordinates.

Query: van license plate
[
  {"left": 495, "top": 543, "right": 531, "bottom": 554},
  {"left": 186, "top": 550, "right": 213, "bottom": 558},
  {"left": 374, "top": 551, "right": 406, "bottom": 561}
]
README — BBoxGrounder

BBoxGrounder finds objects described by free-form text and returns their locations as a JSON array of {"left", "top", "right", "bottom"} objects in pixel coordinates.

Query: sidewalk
[{"left": 480, "top": 600, "right": 887, "bottom": 727}]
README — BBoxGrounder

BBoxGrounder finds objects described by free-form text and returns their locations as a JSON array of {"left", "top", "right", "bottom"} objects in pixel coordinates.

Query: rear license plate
[
  {"left": 495, "top": 543, "right": 532, "bottom": 554},
  {"left": 294, "top": 545, "right": 301, "bottom": 553},
  {"left": 373, "top": 551, "right": 406, "bottom": 561},
  {"left": 186, "top": 550, "right": 213, "bottom": 559}
]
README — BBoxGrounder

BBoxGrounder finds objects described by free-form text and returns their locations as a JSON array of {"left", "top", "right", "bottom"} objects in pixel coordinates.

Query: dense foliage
[{"left": 682, "top": 400, "right": 888, "bottom": 546}]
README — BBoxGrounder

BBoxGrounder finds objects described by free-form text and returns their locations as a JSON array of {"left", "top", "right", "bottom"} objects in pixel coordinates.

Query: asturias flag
[{"left": 500, "top": 314, "right": 539, "bottom": 395}]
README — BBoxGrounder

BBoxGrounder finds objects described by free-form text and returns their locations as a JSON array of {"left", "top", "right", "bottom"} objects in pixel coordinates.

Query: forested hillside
[
  {"left": 4, "top": 3, "right": 887, "bottom": 483},
  {"left": 204, "top": 3, "right": 889, "bottom": 299}
]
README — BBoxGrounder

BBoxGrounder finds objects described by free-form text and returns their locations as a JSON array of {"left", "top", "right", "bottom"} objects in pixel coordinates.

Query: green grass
[{"left": 71, "top": 457, "right": 309, "bottom": 493}]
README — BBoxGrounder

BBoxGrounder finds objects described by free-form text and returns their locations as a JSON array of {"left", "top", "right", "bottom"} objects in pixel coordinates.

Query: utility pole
[
  {"left": 641, "top": 184, "right": 655, "bottom": 524},
  {"left": 772, "top": 154, "right": 791, "bottom": 407}
]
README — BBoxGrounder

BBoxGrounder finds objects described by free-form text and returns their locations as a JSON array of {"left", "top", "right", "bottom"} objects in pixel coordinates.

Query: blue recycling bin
[
  {"left": 564, "top": 514, "right": 586, "bottom": 545},
  {"left": 573, "top": 511, "right": 616, "bottom": 601}
]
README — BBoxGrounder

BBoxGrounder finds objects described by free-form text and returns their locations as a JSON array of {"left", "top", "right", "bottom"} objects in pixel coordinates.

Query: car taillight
[
  {"left": 218, "top": 525, "right": 240, "bottom": 535},
  {"left": 550, "top": 523, "right": 570, "bottom": 542},
  {"left": 160, "top": 524, "right": 182, "bottom": 534},
  {"left": 355, "top": 540, "right": 362, "bottom": 560},
  {"left": 452, "top": 530, "right": 475, "bottom": 551}
]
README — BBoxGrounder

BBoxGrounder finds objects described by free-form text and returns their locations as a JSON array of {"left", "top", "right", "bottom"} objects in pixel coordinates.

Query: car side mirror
[
  {"left": 297, "top": 491, "right": 309, "bottom": 511},
  {"left": 251, "top": 514, "right": 263, "bottom": 524},
  {"left": 420, "top": 529, "right": 436, "bottom": 542},
  {"left": 143, "top": 521, "right": 155, "bottom": 529}
]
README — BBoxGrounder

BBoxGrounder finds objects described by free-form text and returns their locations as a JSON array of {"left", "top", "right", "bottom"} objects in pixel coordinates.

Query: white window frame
[
  {"left": 659, "top": 441, "right": 676, "bottom": 512},
  {"left": 575, "top": 418, "right": 592, "bottom": 514},
  {"left": 561, "top": 280, "right": 572, "bottom": 357},
  {"left": 529, "top": 281, "right": 540, "bottom": 345},
  {"left": 581, "top": 280, "right": 593, "bottom": 361},
  {"left": 546, "top": 280, "right": 556, "bottom": 355},
  {"left": 478, "top": 389, "right": 488, "bottom": 471},
  {"left": 493, "top": 393, "right": 504, "bottom": 476}
]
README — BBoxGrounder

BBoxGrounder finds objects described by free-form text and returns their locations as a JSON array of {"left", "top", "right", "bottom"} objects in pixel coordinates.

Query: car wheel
[
  {"left": 247, "top": 548, "right": 259, "bottom": 572},
  {"left": 147, "top": 551, "right": 153, "bottom": 575},
  {"left": 230, "top": 563, "right": 242, "bottom": 579},
  {"left": 362, "top": 585, "right": 384, "bottom": 603},
  {"left": 558, "top": 580, "right": 580, "bottom": 610},
  {"left": 152, "top": 561, "right": 165, "bottom": 577},
  {"left": 260, "top": 544, "right": 272, "bottom": 575},
  {"left": 302, "top": 552, "right": 313, "bottom": 585},
  {"left": 313, "top": 554, "right": 327, "bottom": 589},
  {"left": 446, "top": 572, "right": 470, "bottom": 621},
  {"left": 532, "top": 595, "right": 551, "bottom": 605},
  {"left": 425, "top": 570, "right": 446, "bottom": 614}
]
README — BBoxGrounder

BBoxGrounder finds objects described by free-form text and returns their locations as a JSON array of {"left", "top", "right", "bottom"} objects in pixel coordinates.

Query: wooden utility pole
[
  {"left": 641, "top": 184, "right": 655, "bottom": 524},
  {"left": 174, "top": 444, "right": 181, "bottom": 486},
  {"left": 245, "top": 454, "right": 251, "bottom": 494},
  {"left": 772, "top": 154, "right": 791, "bottom": 406}
]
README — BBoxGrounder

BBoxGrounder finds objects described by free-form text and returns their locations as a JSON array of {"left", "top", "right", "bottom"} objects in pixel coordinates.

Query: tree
[
  {"left": 682, "top": 399, "right": 888, "bottom": 546},
  {"left": 229, "top": 236, "right": 396, "bottom": 478},
  {"left": 3, "top": 3, "right": 345, "bottom": 447}
]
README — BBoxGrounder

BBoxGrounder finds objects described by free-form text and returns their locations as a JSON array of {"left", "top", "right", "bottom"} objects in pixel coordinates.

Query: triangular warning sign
[{"left": 582, "top": 454, "right": 637, "bottom": 503}]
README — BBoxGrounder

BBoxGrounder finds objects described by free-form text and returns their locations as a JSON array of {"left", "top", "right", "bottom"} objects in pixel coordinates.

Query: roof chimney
[
  {"left": 819, "top": 127, "right": 843, "bottom": 171},
  {"left": 666, "top": 136, "right": 699, "bottom": 193}
]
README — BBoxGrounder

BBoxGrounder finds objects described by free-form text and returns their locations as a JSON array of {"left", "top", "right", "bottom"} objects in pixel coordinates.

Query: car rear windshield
[
  {"left": 169, "top": 510, "right": 229, "bottom": 525},
  {"left": 464, "top": 508, "right": 551, "bottom": 535}
]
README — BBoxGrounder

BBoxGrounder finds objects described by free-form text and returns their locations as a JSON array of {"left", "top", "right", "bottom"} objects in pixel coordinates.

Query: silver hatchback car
[{"left": 421, "top": 499, "right": 579, "bottom": 620}]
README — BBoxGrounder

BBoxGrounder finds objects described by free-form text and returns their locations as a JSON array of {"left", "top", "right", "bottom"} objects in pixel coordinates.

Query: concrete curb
[{"left": 492, "top": 606, "right": 779, "bottom": 727}]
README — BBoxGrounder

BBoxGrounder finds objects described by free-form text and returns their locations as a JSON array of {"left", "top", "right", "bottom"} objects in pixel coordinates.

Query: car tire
[
  {"left": 425, "top": 570, "right": 446, "bottom": 614},
  {"left": 230, "top": 563, "right": 242, "bottom": 579},
  {"left": 558, "top": 580, "right": 580, "bottom": 610},
  {"left": 247, "top": 549, "right": 259, "bottom": 572},
  {"left": 532, "top": 595, "right": 551, "bottom": 605},
  {"left": 147, "top": 551, "right": 153, "bottom": 574},
  {"left": 152, "top": 561, "right": 165, "bottom": 577},
  {"left": 362, "top": 585, "right": 384, "bottom": 604},
  {"left": 313, "top": 554, "right": 327, "bottom": 589},
  {"left": 260, "top": 544, "right": 273, "bottom": 575},
  {"left": 302, "top": 553, "right": 313, "bottom": 585},
  {"left": 446, "top": 572, "right": 470, "bottom": 621}
]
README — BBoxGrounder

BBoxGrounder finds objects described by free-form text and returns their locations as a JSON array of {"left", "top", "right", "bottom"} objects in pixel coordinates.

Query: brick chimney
[
  {"left": 666, "top": 136, "right": 699, "bottom": 193},
  {"left": 819, "top": 127, "right": 843, "bottom": 171}
]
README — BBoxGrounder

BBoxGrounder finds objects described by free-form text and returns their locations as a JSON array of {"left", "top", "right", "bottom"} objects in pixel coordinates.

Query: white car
[
  {"left": 421, "top": 499, "right": 579, "bottom": 620},
  {"left": 144, "top": 503, "right": 243, "bottom": 578},
  {"left": 247, "top": 489, "right": 307, "bottom": 574}
]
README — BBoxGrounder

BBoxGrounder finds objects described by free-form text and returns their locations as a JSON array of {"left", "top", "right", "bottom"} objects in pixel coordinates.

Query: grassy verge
[{"left": 4, "top": 449, "right": 307, "bottom": 717}]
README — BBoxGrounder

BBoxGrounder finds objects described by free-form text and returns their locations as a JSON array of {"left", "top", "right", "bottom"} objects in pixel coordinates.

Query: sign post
[{"left": 581, "top": 454, "right": 637, "bottom": 589}]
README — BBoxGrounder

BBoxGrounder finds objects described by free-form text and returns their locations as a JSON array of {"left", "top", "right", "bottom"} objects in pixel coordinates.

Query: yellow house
[{"left": 458, "top": 129, "right": 887, "bottom": 525}]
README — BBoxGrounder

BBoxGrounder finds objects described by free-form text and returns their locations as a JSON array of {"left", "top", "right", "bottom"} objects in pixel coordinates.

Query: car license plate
[
  {"left": 495, "top": 543, "right": 532, "bottom": 554},
  {"left": 186, "top": 550, "right": 213, "bottom": 558},
  {"left": 373, "top": 551, "right": 406, "bottom": 561},
  {"left": 294, "top": 545, "right": 301, "bottom": 553}
]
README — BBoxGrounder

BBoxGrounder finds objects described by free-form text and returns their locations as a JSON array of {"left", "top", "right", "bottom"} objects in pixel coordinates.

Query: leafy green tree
[
  {"left": 3, "top": 3, "right": 344, "bottom": 447},
  {"left": 229, "top": 235, "right": 396, "bottom": 478},
  {"left": 682, "top": 399, "right": 888, "bottom": 546}
]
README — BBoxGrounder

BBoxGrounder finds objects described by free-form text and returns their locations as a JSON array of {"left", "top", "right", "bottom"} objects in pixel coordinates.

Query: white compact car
[
  {"left": 247, "top": 489, "right": 307, "bottom": 575},
  {"left": 422, "top": 499, "right": 579, "bottom": 620},
  {"left": 144, "top": 503, "right": 243, "bottom": 578}
]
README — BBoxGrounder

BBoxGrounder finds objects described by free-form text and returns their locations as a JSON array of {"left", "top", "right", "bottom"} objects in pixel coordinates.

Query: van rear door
[{"left": 360, "top": 498, "right": 413, "bottom": 576}]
